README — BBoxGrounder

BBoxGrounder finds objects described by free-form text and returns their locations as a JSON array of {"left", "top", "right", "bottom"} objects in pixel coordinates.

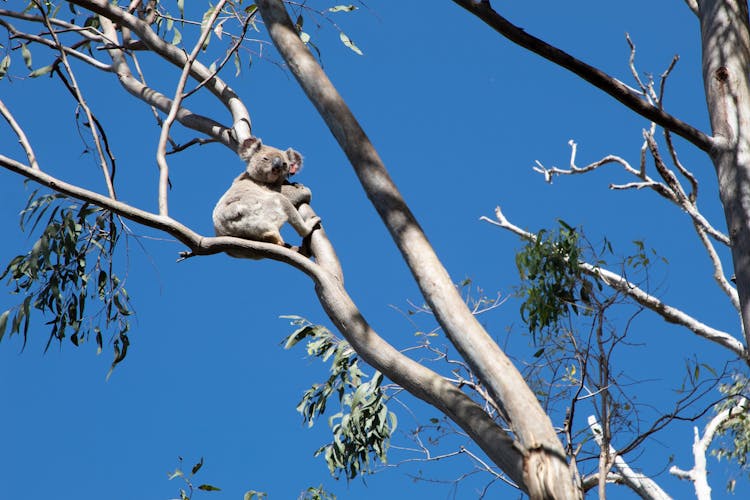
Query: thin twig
[
  {"left": 481, "top": 207, "right": 747, "bottom": 359},
  {"left": 156, "top": 0, "right": 227, "bottom": 216},
  {"left": 451, "top": 0, "right": 713, "bottom": 152},
  {"left": 0, "top": 99, "right": 39, "bottom": 170},
  {"left": 34, "top": 1, "right": 116, "bottom": 199}
]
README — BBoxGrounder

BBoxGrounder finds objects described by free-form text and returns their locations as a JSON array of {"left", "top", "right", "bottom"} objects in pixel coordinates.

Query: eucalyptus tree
[{"left": 1, "top": 1, "right": 749, "bottom": 499}]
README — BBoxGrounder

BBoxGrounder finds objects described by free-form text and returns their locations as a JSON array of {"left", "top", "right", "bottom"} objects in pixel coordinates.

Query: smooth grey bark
[
  {"left": 68, "top": 0, "right": 252, "bottom": 145},
  {"left": 0, "top": 151, "right": 527, "bottom": 489},
  {"left": 257, "top": 1, "right": 581, "bottom": 498},
  {"left": 699, "top": 0, "right": 750, "bottom": 353}
]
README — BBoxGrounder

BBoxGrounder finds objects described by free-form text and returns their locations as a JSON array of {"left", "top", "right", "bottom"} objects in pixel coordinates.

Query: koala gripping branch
[{"left": 257, "top": 1, "right": 580, "bottom": 497}]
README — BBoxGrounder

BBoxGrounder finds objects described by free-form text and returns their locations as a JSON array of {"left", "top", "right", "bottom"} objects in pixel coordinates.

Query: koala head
[{"left": 238, "top": 137, "right": 304, "bottom": 185}]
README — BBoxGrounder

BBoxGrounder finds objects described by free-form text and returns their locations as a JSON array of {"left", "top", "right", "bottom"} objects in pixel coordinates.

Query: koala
[
  {"left": 213, "top": 137, "right": 321, "bottom": 257},
  {"left": 281, "top": 181, "right": 312, "bottom": 207}
]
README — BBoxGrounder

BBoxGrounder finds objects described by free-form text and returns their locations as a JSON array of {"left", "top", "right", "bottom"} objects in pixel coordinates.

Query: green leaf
[
  {"left": 198, "top": 484, "right": 221, "bottom": 491},
  {"left": 200, "top": 6, "right": 216, "bottom": 50},
  {"left": 244, "top": 491, "right": 267, "bottom": 500},
  {"left": 0, "top": 54, "right": 11, "bottom": 80},
  {"left": 339, "top": 32, "right": 363, "bottom": 55},
  {"left": 177, "top": 0, "right": 185, "bottom": 20},
  {"left": 233, "top": 50, "right": 241, "bottom": 77},
  {"left": 329, "top": 5, "right": 357, "bottom": 12},
  {"left": 29, "top": 65, "right": 54, "bottom": 78},
  {"left": 0, "top": 310, "right": 9, "bottom": 342},
  {"left": 172, "top": 27, "right": 182, "bottom": 45},
  {"left": 167, "top": 469, "right": 184, "bottom": 480},
  {"left": 20, "top": 43, "right": 32, "bottom": 69},
  {"left": 191, "top": 457, "right": 204, "bottom": 475}
]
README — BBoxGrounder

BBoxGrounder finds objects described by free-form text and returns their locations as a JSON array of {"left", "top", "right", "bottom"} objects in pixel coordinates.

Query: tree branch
[
  {"left": 588, "top": 416, "right": 671, "bottom": 500},
  {"left": 257, "top": 1, "right": 580, "bottom": 497},
  {"left": 0, "top": 151, "right": 526, "bottom": 490},
  {"left": 155, "top": 0, "right": 227, "bottom": 217},
  {"left": 669, "top": 397, "right": 748, "bottom": 499},
  {"left": 68, "top": 0, "right": 251, "bottom": 145},
  {"left": 34, "top": 0, "right": 116, "bottom": 198},
  {"left": 95, "top": 16, "right": 233, "bottom": 147},
  {"left": 482, "top": 206, "right": 748, "bottom": 359},
  {"left": 0, "top": 99, "right": 39, "bottom": 170},
  {"left": 534, "top": 139, "right": 739, "bottom": 311},
  {"left": 451, "top": 0, "right": 714, "bottom": 153}
]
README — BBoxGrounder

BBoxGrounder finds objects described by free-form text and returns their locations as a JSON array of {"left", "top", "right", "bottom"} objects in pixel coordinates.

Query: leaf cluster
[
  {"left": 0, "top": 191, "right": 132, "bottom": 376},
  {"left": 515, "top": 220, "right": 599, "bottom": 342},
  {"left": 167, "top": 456, "right": 221, "bottom": 499},
  {"left": 283, "top": 316, "right": 397, "bottom": 480},
  {"left": 712, "top": 375, "right": 750, "bottom": 486}
]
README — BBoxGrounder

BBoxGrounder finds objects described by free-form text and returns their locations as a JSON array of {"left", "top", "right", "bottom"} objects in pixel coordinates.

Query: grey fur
[{"left": 213, "top": 137, "right": 320, "bottom": 258}]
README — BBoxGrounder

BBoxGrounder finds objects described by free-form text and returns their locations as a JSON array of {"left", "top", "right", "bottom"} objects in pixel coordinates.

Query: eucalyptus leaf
[{"left": 339, "top": 32, "right": 363, "bottom": 56}]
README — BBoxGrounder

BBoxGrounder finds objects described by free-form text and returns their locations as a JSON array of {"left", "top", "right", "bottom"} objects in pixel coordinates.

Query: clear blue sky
[{"left": 0, "top": 1, "right": 744, "bottom": 498}]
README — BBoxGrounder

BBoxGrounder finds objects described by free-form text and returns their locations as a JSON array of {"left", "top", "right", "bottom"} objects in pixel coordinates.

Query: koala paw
[{"left": 305, "top": 216, "right": 322, "bottom": 235}]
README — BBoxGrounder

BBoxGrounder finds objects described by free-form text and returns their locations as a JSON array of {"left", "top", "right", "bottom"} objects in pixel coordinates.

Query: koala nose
[{"left": 272, "top": 156, "right": 286, "bottom": 170}]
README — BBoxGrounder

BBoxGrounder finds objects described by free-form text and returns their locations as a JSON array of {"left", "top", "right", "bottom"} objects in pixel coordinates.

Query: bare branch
[
  {"left": 34, "top": 1, "right": 116, "bottom": 198},
  {"left": 1, "top": 24, "right": 112, "bottom": 71},
  {"left": 68, "top": 0, "right": 251, "bottom": 144},
  {"left": 96, "top": 17, "right": 233, "bottom": 147},
  {"left": 0, "top": 150, "right": 526, "bottom": 490},
  {"left": 669, "top": 398, "right": 748, "bottom": 499},
  {"left": 482, "top": 207, "right": 747, "bottom": 359},
  {"left": 535, "top": 140, "right": 730, "bottom": 246},
  {"left": 0, "top": 99, "right": 39, "bottom": 170},
  {"left": 588, "top": 416, "right": 671, "bottom": 500},
  {"left": 694, "top": 223, "right": 741, "bottom": 311},
  {"left": 451, "top": 0, "right": 714, "bottom": 152},
  {"left": 156, "top": 0, "right": 227, "bottom": 216},
  {"left": 257, "top": 1, "right": 578, "bottom": 496}
]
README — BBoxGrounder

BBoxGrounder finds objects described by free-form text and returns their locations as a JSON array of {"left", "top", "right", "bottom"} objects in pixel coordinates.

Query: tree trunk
[
  {"left": 257, "top": 1, "right": 582, "bottom": 497},
  {"left": 699, "top": 0, "right": 750, "bottom": 352}
]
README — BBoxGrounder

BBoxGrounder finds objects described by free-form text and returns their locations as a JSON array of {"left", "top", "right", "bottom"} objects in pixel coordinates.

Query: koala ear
[
  {"left": 285, "top": 148, "right": 303, "bottom": 175},
  {"left": 239, "top": 137, "right": 262, "bottom": 161}
]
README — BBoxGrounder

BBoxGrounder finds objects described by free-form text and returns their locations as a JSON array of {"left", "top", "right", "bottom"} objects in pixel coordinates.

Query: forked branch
[
  {"left": 482, "top": 207, "right": 747, "bottom": 359},
  {"left": 257, "top": 1, "right": 579, "bottom": 497},
  {"left": 0, "top": 151, "right": 526, "bottom": 490},
  {"left": 451, "top": 0, "right": 714, "bottom": 152},
  {"left": 670, "top": 397, "right": 749, "bottom": 500}
]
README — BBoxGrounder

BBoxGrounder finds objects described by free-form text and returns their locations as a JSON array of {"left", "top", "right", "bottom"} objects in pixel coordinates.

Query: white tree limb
[
  {"left": 34, "top": 0, "right": 116, "bottom": 199},
  {"left": 669, "top": 397, "right": 748, "bottom": 500},
  {"left": 155, "top": 0, "right": 226, "bottom": 216},
  {"left": 0, "top": 99, "right": 39, "bottom": 170},
  {"left": 68, "top": 0, "right": 252, "bottom": 144},
  {"left": 0, "top": 151, "right": 529, "bottom": 492},
  {"left": 588, "top": 415, "right": 672, "bottom": 500},
  {"left": 482, "top": 207, "right": 748, "bottom": 359},
  {"left": 257, "top": 1, "right": 580, "bottom": 497}
]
